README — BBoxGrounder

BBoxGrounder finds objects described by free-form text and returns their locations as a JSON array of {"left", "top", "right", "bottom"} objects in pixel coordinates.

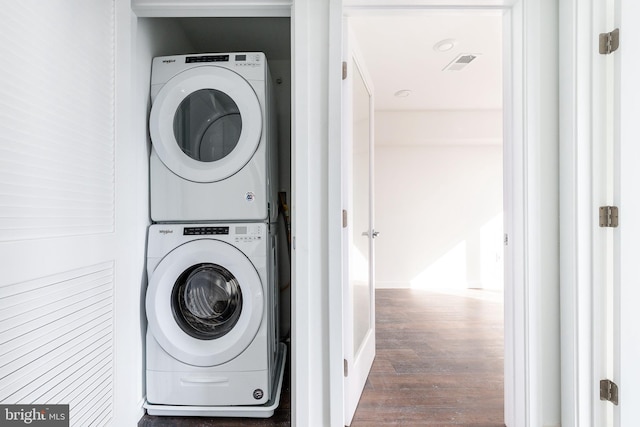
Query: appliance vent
[{"left": 443, "top": 54, "right": 478, "bottom": 71}]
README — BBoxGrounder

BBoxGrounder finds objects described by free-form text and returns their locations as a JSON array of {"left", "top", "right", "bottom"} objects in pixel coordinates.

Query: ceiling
[
  {"left": 348, "top": 12, "right": 503, "bottom": 111},
  {"left": 170, "top": 13, "right": 502, "bottom": 112}
]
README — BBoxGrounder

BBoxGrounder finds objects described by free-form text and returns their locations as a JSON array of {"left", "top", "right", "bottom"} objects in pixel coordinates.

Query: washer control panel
[
  {"left": 233, "top": 225, "right": 263, "bottom": 242},
  {"left": 183, "top": 53, "right": 262, "bottom": 66},
  {"left": 181, "top": 225, "right": 264, "bottom": 242}
]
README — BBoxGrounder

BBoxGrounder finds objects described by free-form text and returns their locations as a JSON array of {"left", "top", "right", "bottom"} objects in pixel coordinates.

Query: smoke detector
[
  {"left": 394, "top": 89, "right": 412, "bottom": 98},
  {"left": 433, "top": 38, "right": 457, "bottom": 52},
  {"left": 443, "top": 54, "right": 479, "bottom": 71}
]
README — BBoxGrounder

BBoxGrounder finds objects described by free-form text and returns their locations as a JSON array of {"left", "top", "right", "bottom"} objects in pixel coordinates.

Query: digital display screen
[
  {"left": 235, "top": 54, "right": 247, "bottom": 61},
  {"left": 185, "top": 55, "right": 229, "bottom": 63},
  {"left": 183, "top": 226, "right": 229, "bottom": 235}
]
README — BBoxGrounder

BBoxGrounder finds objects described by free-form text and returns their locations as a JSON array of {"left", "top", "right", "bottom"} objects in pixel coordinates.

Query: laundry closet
[{"left": 134, "top": 14, "right": 292, "bottom": 417}]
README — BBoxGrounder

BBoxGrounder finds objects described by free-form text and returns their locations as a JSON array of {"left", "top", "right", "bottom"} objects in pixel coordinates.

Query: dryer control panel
[
  {"left": 185, "top": 54, "right": 230, "bottom": 63},
  {"left": 183, "top": 226, "right": 229, "bottom": 235}
]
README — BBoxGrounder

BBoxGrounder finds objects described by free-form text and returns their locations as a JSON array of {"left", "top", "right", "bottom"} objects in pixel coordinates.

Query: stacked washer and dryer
[{"left": 144, "top": 53, "right": 285, "bottom": 418}]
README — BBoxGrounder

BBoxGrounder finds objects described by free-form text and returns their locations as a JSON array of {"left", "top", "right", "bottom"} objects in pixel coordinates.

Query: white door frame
[
  {"left": 614, "top": 1, "right": 640, "bottom": 424},
  {"left": 327, "top": 1, "right": 559, "bottom": 426},
  {"left": 558, "top": 0, "right": 627, "bottom": 425},
  {"left": 559, "top": 0, "right": 599, "bottom": 424},
  {"left": 561, "top": 0, "right": 640, "bottom": 425}
]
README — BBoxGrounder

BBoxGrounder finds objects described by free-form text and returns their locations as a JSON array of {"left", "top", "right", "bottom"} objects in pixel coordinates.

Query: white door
[
  {"left": 614, "top": 0, "right": 640, "bottom": 423},
  {"left": 342, "top": 20, "right": 376, "bottom": 426}
]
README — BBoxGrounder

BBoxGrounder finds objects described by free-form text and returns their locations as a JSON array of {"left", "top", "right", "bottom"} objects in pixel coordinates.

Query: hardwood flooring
[
  {"left": 139, "top": 288, "right": 503, "bottom": 427},
  {"left": 351, "top": 288, "right": 504, "bottom": 426}
]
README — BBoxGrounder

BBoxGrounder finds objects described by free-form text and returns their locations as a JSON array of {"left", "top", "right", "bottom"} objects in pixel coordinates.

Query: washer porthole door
[
  {"left": 172, "top": 263, "right": 243, "bottom": 340},
  {"left": 146, "top": 239, "right": 264, "bottom": 367},
  {"left": 149, "top": 66, "right": 262, "bottom": 183}
]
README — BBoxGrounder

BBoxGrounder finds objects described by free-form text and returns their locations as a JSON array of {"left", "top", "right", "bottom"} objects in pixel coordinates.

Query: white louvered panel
[
  {"left": 2, "top": 327, "right": 112, "bottom": 402},
  {"left": 0, "top": 0, "right": 115, "bottom": 242},
  {"left": 0, "top": 262, "right": 114, "bottom": 427},
  {"left": 0, "top": 312, "right": 112, "bottom": 387},
  {"left": 35, "top": 347, "right": 111, "bottom": 404}
]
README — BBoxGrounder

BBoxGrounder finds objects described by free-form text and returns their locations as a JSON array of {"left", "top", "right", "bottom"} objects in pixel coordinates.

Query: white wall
[
  {"left": 374, "top": 111, "right": 503, "bottom": 290},
  {"left": 127, "top": 15, "right": 196, "bottom": 418},
  {"left": 0, "top": 1, "right": 150, "bottom": 426}
]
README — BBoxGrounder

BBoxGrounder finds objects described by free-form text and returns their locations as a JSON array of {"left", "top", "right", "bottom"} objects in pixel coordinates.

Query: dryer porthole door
[
  {"left": 149, "top": 66, "right": 263, "bottom": 183},
  {"left": 146, "top": 239, "right": 264, "bottom": 367}
]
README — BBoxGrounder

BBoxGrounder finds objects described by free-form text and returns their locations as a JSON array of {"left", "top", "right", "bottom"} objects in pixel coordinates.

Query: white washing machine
[
  {"left": 149, "top": 52, "right": 277, "bottom": 222},
  {"left": 145, "top": 222, "right": 279, "bottom": 406}
]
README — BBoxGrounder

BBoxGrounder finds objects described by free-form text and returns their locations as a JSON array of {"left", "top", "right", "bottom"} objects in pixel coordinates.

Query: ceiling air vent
[{"left": 443, "top": 54, "right": 478, "bottom": 71}]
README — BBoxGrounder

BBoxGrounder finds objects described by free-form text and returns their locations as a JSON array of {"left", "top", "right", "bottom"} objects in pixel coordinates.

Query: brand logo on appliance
[
  {"left": 158, "top": 229, "right": 173, "bottom": 235},
  {"left": 162, "top": 59, "right": 176, "bottom": 63}
]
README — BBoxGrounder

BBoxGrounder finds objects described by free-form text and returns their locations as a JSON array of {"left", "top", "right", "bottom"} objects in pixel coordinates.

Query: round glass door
[
  {"left": 172, "top": 263, "right": 243, "bottom": 340},
  {"left": 146, "top": 239, "right": 264, "bottom": 367},
  {"left": 149, "top": 66, "right": 263, "bottom": 183},
  {"left": 173, "top": 89, "right": 242, "bottom": 162}
]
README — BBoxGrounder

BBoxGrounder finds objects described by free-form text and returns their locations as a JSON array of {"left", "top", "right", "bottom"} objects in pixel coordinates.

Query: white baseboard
[{"left": 375, "top": 281, "right": 411, "bottom": 289}]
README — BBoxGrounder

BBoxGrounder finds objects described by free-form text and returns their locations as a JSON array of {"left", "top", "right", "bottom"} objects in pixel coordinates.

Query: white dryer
[
  {"left": 149, "top": 52, "right": 277, "bottom": 222},
  {"left": 145, "top": 223, "right": 279, "bottom": 406}
]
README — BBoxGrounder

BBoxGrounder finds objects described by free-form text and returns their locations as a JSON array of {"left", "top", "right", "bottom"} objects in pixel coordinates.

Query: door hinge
[
  {"left": 342, "top": 61, "right": 347, "bottom": 80},
  {"left": 344, "top": 359, "right": 349, "bottom": 377},
  {"left": 600, "top": 379, "right": 619, "bottom": 405},
  {"left": 599, "top": 206, "right": 619, "bottom": 228},
  {"left": 599, "top": 28, "right": 620, "bottom": 54},
  {"left": 342, "top": 210, "right": 348, "bottom": 228}
]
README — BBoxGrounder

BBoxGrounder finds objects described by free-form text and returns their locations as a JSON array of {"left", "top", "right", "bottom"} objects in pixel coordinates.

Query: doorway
[
  {"left": 348, "top": 11, "right": 505, "bottom": 424},
  {"left": 326, "top": 0, "right": 561, "bottom": 425}
]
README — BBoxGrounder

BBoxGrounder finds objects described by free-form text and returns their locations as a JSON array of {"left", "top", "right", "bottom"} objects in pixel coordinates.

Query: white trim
[
  {"left": 501, "top": 7, "right": 521, "bottom": 424},
  {"left": 503, "top": 2, "right": 538, "bottom": 424},
  {"left": 292, "top": 1, "right": 334, "bottom": 425},
  {"left": 559, "top": 0, "right": 605, "bottom": 425},
  {"left": 291, "top": 1, "right": 310, "bottom": 424},
  {"left": 615, "top": 0, "right": 640, "bottom": 424},
  {"left": 131, "top": 0, "right": 293, "bottom": 17},
  {"left": 328, "top": 2, "right": 346, "bottom": 427}
]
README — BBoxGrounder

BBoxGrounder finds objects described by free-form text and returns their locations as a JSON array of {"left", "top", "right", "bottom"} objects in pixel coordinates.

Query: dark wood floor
[
  {"left": 351, "top": 288, "right": 504, "bottom": 426},
  {"left": 139, "top": 288, "right": 503, "bottom": 427}
]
